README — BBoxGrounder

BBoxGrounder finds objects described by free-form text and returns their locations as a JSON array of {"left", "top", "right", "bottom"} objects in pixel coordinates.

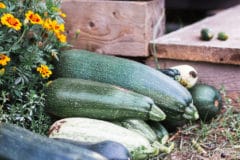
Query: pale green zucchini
[
  {"left": 48, "top": 118, "right": 160, "bottom": 160},
  {"left": 118, "top": 119, "right": 157, "bottom": 143}
]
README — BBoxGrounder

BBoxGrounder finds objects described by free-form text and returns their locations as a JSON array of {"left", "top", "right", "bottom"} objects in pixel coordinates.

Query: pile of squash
[{"left": 0, "top": 49, "right": 223, "bottom": 160}]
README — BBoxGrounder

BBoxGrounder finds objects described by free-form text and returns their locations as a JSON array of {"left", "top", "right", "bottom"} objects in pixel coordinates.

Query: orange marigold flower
[
  {"left": 37, "top": 64, "right": 52, "bottom": 78},
  {"left": 0, "top": 2, "right": 6, "bottom": 9},
  {"left": 51, "top": 20, "right": 65, "bottom": 33},
  {"left": 56, "top": 32, "right": 67, "bottom": 43},
  {"left": 25, "top": 10, "right": 43, "bottom": 25},
  {"left": 43, "top": 18, "right": 53, "bottom": 31},
  {"left": 0, "top": 54, "right": 11, "bottom": 66},
  {"left": 1, "top": 13, "right": 22, "bottom": 30},
  {"left": 43, "top": 18, "right": 65, "bottom": 35}
]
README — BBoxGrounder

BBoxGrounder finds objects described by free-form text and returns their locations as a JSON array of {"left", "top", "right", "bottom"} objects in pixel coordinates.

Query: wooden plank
[
  {"left": 150, "top": 4, "right": 240, "bottom": 65},
  {"left": 145, "top": 57, "right": 240, "bottom": 105},
  {"left": 62, "top": 0, "right": 165, "bottom": 57}
]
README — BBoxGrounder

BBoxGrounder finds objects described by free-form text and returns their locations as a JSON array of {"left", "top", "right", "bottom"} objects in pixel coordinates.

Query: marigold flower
[
  {"left": 51, "top": 20, "right": 65, "bottom": 33},
  {"left": 0, "top": 54, "right": 11, "bottom": 66},
  {"left": 0, "top": 2, "right": 6, "bottom": 9},
  {"left": 25, "top": 10, "right": 43, "bottom": 25},
  {"left": 37, "top": 64, "right": 52, "bottom": 78},
  {"left": 56, "top": 33, "right": 67, "bottom": 43},
  {"left": 43, "top": 18, "right": 65, "bottom": 34},
  {"left": 43, "top": 18, "right": 52, "bottom": 31},
  {"left": 1, "top": 13, "right": 22, "bottom": 30}
]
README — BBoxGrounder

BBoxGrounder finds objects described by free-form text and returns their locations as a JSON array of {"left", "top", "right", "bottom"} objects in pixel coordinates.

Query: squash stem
[
  {"left": 183, "top": 103, "right": 199, "bottom": 120},
  {"left": 157, "top": 142, "right": 175, "bottom": 154},
  {"left": 149, "top": 105, "right": 166, "bottom": 121}
]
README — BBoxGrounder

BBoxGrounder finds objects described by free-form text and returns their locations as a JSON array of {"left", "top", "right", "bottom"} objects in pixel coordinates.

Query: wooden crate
[
  {"left": 148, "top": 5, "right": 240, "bottom": 104},
  {"left": 61, "top": 0, "right": 165, "bottom": 57}
]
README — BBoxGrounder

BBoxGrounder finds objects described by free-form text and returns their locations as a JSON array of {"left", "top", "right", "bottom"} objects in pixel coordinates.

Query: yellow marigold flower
[
  {"left": 0, "top": 54, "right": 11, "bottom": 66},
  {"left": 56, "top": 32, "right": 67, "bottom": 43},
  {"left": 1, "top": 13, "right": 22, "bottom": 30},
  {"left": 43, "top": 18, "right": 65, "bottom": 34},
  {"left": 37, "top": 64, "right": 52, "bottom": 78},
  {"left": 52, "top": 20, "right": 65, "bottom": 33},
  {"left": 43, "top": 18, "right": 53, "bottom": 31},
  {"left": 25, "top": 10, "right": 43, "bottom": 25},
  {"left": 0, "top": 2, "right": 6, "bottom": 9},
  {"left": 0, "top": 68, "right": 5, "bottom": 76}
]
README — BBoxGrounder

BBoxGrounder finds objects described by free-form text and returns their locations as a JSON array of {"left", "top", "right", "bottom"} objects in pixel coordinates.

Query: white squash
[{"left": 171, "top": 65, "right": 198, "bottom": 88}]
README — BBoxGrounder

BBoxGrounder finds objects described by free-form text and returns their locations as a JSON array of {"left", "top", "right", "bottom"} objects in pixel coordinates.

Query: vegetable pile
[{"left": 0, "top": 49, "right": 223, "bottom": 160}]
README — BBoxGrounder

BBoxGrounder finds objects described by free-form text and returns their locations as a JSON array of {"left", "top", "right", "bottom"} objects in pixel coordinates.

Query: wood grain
[
  {"left": 150, "top": 4, "right": 240, "bottom": 65},
  {"left": 145, "top": 57, "right": 240, "bottom": 104},
  {"left": 61, "top": 0, "right": 165, "bottom": 57}
]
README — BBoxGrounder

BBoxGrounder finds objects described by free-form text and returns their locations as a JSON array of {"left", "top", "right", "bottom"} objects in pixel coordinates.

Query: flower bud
[
  {"left": 0, "top": 68, "right": 5, "bottom": 76},
  {"left": 24, "top": 18, "right": 29, "bottom": 25}
]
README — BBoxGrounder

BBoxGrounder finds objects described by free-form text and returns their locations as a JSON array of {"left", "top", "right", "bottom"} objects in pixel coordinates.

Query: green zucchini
[
  {"left": 0, "top": 123, "right": 107, "bottom": 160},
  {"left": 147, "top": 121, "right": 169, "bottom": 145},
  {"left": 48, "top": 118, "right": 160, "bottom": 160},
  {"left": 118, "top": 119, "right": 174, "bottom": 154},
  {"left": 189, "top": 84, "right": 223, "bottom": 121},
  {"left": 45, "top": 78, "right": 165, "bottom": 121},
  {"left": 162, "top": 108, "right": 188, "bottom": 131},
  {"left": 158, "top": 68, "right": 180, "bottom": 80},
  {"left": 118, "top": 119, "right": 157, "bottom": 143},
  {"left": 55, "top": 49, "right": 199, "bottom": 121}
]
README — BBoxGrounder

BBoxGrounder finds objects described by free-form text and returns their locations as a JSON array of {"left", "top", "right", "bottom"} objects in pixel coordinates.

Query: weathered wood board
[
  {"left": 62, "top": 0, "right": 165, "bottom": 57},
  {"left": 149, "top": 4, "right": 240, "bottom": 65},
  {"left": 146, "top": 58, "right": 240, "bottom": 105}
]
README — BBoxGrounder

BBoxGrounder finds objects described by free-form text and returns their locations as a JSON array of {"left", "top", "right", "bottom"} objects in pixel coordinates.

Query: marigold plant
[{"left": 0, "top": 0, "right": 69, "bottom": 134}]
